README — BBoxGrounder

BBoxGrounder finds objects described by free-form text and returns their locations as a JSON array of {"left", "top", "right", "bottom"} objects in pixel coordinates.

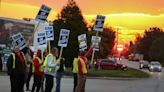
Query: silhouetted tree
[
  {"left": 52, "top": 0, "right": 88, "bottom": 66},
  {"left": 97, "top": 27, "right": 116, "bottom": 58},
  {"left": 149, "top": 36, "right": 164, "bottom": 64},
  {"left": 135, "top": 27, "right": 164, "bottom": 60}
]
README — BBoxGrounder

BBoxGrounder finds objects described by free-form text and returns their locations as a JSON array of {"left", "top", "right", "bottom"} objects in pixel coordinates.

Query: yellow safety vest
[
  {"left": 43, "top": 54, "right": 55, "bottom": 72},
  {"left": 11, "top": 52, "right": 27, "bottom": 69},
  {"left": 35, "top": 57, "right": 44, "bottom": 72},
  {"left": 78, "top": 56, "right": 88, "bottom": 74},
  {"left": 56, "top": 58, "right": 66, "bottom": 71},
  {"left": 73, "top": 58, "right": 78, "bottom": 73}
]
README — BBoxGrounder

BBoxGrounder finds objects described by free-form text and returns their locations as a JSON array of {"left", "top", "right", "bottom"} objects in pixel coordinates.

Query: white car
[{"left": 149, "top": 61, "right": 162, "bottom": 72}]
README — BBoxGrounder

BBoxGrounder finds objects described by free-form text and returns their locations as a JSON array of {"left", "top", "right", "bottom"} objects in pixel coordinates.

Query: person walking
[
  {"left": 75, "top": 47, "right": 93, "bottom": 92},
  {"left": 7, "top": 45, "right": 27, "bottom": 92},
  {"left": 31, "top": 50, "right": 44, "bottom": 92},
  {"left": 72, "top": 57, "right": 78, "bottom": 92},
  {"left": 43, "top": 48, "right": 59, "bottom": 92},
  {"left": 55, "top": 58, "right": 66, "bottom": 92}
]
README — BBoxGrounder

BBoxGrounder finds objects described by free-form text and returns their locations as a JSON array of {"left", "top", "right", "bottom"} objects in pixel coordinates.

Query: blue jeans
[{"left": 55, "top": 72, "right": 64, "bottom": 92}]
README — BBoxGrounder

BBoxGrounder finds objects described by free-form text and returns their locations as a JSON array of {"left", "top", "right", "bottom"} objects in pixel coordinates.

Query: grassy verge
[
  {"left": 65, "top": 68, "right": 150, "bottom": 78},
  {"left": 0, "top": 68, "right": 150, "bottom": 78},
  {"left": 88, "top": 68, "right": 150, "bottom": 78}
]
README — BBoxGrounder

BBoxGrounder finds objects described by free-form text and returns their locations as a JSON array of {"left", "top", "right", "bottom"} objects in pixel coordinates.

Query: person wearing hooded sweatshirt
[
  {"left": 75, "top": 47, "right": 93, "bottom": 92},
  {"left": 7, "top": 45, "right": 27, "bottom": 92},
  {"left": 31, "top": 50, "right": 44, "bottom": 92}
]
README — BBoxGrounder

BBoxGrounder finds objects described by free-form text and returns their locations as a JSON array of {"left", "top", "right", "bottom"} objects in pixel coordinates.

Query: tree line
[
  {"left": 128, "top": 27, "right": 164, "bottom": 65},
  {"left": 51, "top": 0, "right": 116, "bottom": 66}
]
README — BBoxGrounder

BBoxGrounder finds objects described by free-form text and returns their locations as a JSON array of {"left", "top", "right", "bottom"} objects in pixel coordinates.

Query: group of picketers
[{"left": 7, "top": 44, "right": 93, "bottom": 92}]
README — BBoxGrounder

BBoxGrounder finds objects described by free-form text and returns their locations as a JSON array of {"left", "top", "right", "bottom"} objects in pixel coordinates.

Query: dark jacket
[{"left": 7, "top": 52, "right": 26, "bottom": 75}]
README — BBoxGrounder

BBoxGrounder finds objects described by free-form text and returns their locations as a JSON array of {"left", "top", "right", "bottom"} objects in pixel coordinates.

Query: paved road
[
  {"left": 0, "top": 75, "right": 141, "bottom": 92},
  {"left": 122, "top": 59, "right": 164, "bottom": 92},
  {"left": 1, "top": 73, "right": 164, "bottom": 92},
  {"left": 1, "top": 60, "right": 164, "bottom": 92},
  {"left": 121, "top": 59, "right": 139, "bottom": 69},
  {"left": 124, "top": 71, "right": 164, "bottom": 92}
]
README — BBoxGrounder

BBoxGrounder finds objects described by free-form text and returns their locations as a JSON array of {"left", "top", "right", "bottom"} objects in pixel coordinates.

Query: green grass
[
  {"left": 1, "top": 68, "right": 150, "bottom": 78},
  {"left": 88, "top": 68, "right": 150, "bottom": 78}
]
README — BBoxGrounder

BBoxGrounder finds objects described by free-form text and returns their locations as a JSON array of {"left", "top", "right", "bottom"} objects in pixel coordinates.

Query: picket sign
[
  {"left": 11, "top": 33, "right": 26, "bottom": 50},
  {"left": 35, "top": 4, "right": 51, "bottom": 22},
  {"left": 58, "top": 29, "right": 70, "bottom": 58},
  {"left": 93, "top": 15, "right": 106, "bottom": 32},
  {"left": 37, "top": 31, "right": 47, "bottom": 48},
  {"left": 91, "top": 15, "right": 105, "bottom": 65},
  {"left": 78, "top": 34, "right": 87, "bottom": 51},
  {"left": 30, "top": 4, "right": 51, "bottom": 63},
  {"left": 30, "top": 5, "right": 51, "bottom": 44},
  {"left": 45, "top": 26, "right": 54, "bottom": 41},
  {"left": 45, "top": 25, "right": 54, "bottom": 53},
  {"left": 91, "top": 36, "right": 101, "bottom": 51},
  {"left": 91, "top": 32, "right": 99, "bottom": 64}
]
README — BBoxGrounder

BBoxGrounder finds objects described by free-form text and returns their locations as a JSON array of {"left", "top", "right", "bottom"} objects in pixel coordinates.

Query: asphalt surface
[
  {"left": 122, "top": 59, "right": 164, "bottom": 92},
  {"left": 0, "top": 59, "right": 164, "bottom": 92},
  {"left": 0, "top": 76, "right": 140, "bottom": 92}
]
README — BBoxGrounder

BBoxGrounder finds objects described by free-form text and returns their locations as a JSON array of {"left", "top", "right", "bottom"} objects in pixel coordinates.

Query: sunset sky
[{"left": 0, "top": 0, "right": 164, "bottom": 45}]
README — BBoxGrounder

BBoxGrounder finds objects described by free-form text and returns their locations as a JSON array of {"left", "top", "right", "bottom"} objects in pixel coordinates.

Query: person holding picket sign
[
  {"left": 31, "top": 50, "right": 44, "bottom": 92},
  {"left": 43, "top": 47, "right": 59, "bottom": 92},
  {"left": 75, "top": 47, "right": 93, "bottom": 92}
]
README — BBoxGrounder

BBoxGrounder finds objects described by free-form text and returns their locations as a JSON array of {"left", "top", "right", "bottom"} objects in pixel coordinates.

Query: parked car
[
  {"left": 149, "top": 61, "right": 162, "bottom": 72},
  {"left": 94, "top": 59, "right": 128, "bottom": 71},
  {"left": 139, "top": 60, "right": 149, "bottom": 69}
]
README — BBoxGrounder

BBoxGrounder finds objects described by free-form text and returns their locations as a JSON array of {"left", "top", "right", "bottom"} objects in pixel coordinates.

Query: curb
[
  {"left": 63, "top": 76, "right": 147, "bottom": 80},
  {"left": 0, "top": 72, "right": 149, "bottom": 80}
]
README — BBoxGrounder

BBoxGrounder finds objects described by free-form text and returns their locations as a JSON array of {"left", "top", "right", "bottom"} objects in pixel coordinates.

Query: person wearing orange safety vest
[
  {"left": 75, "top": 47, "right": 93, "bottom": 92},
  {"left": 7, "top": 45, "right": 28, "bottom": 92},
  {"left": 43, "top": 47, "right": 59, "bottom": 92},
  {"left": 31, "top": 50, "right": 44, "bottom": 92},
  {"left": 72, "top": 57, "right": 78, "bottom": 92}
]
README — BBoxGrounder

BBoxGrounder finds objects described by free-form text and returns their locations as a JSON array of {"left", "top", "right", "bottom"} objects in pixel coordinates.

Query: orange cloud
[
  {"left": 0, "top": 2, "right": 57, "bottom": 20},
  {"left": 1, "top": 0, "right": 164, "bottom": 45}
]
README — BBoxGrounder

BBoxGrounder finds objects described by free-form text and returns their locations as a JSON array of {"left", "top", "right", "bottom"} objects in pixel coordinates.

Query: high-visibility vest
[
  {"left": 78, "top": 56, "right": 88, "bottom": 74},
  {"left": 73, "top": 58, "right": 78, "bottom": 73},
  {"left": 56, "top": 58, "right": 66, "bottom": 71},
  {"left": 43, "top": 54, "right": 56, "bottom": 72},
  {"left": 11, "top": 52, "right": 27, "bottom": 69},
  {"left": 35, "top": 57, "right": 44, "bottom": 72}
]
